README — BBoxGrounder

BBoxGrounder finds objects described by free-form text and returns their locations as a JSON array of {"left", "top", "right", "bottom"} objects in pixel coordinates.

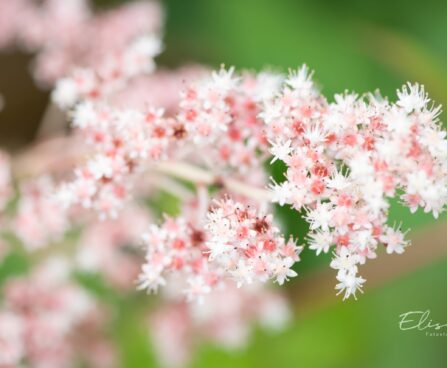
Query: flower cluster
[
  {"left": 0, "top": 257, "right": 96, "bottom": 368},
  {"left": 0, "top": 0, "right": 162, "bottom": 87},
  {"left": 264, "top": 66, "right": 447, "bottom": 298},
  {"left": 205, "top": 198, "right": 302, "bottom": 286},
  {"left": 149, "top": 283, "right": 290, "bottom": 367},
  {"left": 52, "top": 33, "right": 162, "bottom": 108},
  {"left": 137, "top": 215, "right": 211, "bottom": 300},
  {"left": 138, "top": 198, "right": 301, "bottom": 303},
  {"left": 179, "top": 69, "right": 282, "bottom": 176},
  {"left": 56, "top": 67, "right": 278, "bottom": 219},
  {"left": 13, "top": 176, "right": 69, "bottom": 250},
  {"left": 55, "top": 63, "right": 447, "bottom": 300}
]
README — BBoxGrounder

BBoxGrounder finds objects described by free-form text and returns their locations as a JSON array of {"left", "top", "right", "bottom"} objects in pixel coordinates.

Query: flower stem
[{"left": 153, "top": 161, "right": 272, "bottom": 202}]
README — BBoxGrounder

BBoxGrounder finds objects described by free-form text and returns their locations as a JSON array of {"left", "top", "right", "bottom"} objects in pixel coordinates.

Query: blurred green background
[{"left": 2, "top": 0, "right": 447, "bottom": 366}]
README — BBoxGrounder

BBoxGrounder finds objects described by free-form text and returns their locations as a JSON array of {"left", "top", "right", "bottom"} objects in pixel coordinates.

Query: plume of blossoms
[
  {"left": 149, "top": 283, "right": 290, "bottom": 368},
  {"left": 52, "top": 33, "right": 163, "bottom": 108},
  {"left": 0, "top": 257, "right": 95, "bottom": 368},
  {"left": 56, "top": 67, "right": 280, "bottom": 219},
  {"left": 54, "top": 64, "right": 447, "bottom": 301},
  {"left": 12, "top": 176, "right": 69, "bottom": 250},
  {"left": 264, "top": 66, "right": 447, "bottom": 299},
  {"left": 176, "top": 68, "right": 282, "bottom": 175},
  {"left": 205, "top": 198, "right": 302, "bottom": 286},
  {"left": 55, "top": 101, "right": 173, "bottom": 219},
  {"left": 138, "top": 197, "right": 302, "bottom": 303},
  {"left": 0, "top": 0, "right": 162, "bottom": 87}
]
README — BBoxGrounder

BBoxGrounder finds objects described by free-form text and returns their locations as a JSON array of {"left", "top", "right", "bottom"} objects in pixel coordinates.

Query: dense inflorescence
[
  {"left": 0, "top": 258, "right": 107, "bottom": 368},
  {"left": 138, "top": 198, "right": 302, "bottom": 302},
  {"left": 56, "top": 68, "right": 281, "bottom": 219},
  {"left": 0, "top": 0, "right": 162, "bottom": 87},
  {"left": 264, "top": 66, "right": 447, "bottom": 298},
  {"left": 57, "top": 63, "right": 447, "bottom": 301}
]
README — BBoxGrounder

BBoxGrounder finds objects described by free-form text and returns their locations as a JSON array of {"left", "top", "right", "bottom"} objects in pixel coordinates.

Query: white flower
[
  {"left": 206, "top": 208, "right": 233, "bottom": 238},
  {"left": 269, "top": 181, "right": 293, "bottom": 206},
  {"left": 255, "top": 72, "right": 284, "bottom": 101},
  {"left": 142, "top": 225, "right": 168, "bottom": 249},
  {"left": 211, "top": 66, "right": 239, "bottom": 93},
  {"left": 306, "top": 203, "right": 333, "bottom": 231},
  {"left": 52, "top": 77, "right": 79, "bottom": 109},
  {"left": 285, "top": 65, "right": 314, "bottom": 93},
  {"left": 348, "top": 153, "right": 374, "bottom": 179},
  {"left": 259, "top": 100, "right": 283, "bottom": 124},
  {"left": 361, "top": 180, "right": 388, "bottom": 215},
  {"left": 419, "top": 181, "right": 447, "bottom": 218},
  {"left": 137, "top": 264, "right": 166, "bottom": 293},
  {"left": 290, "top": 185, "right": 307, "bottom": 209},
  {"left": 330, "top": 247, "right": 360, "bottom": 274},
  {"left": 270, "top": 139, "right": 292, "bottom": 163},
  {"left": 303, "top": 125, "right": 327, "bottom": 146},
  {"left": 335, "top": 271, "right": 365, "bottom": 300},
  {"left": 231, "top": 260, "right": 254, "bottom": 287},
  {"left": 273, "top": 257, "right": 297, "bottom": 285},
  {"left": 325, "top": 170, "right": 350, "bottom": 191},
  {"left": 88, "top": 156, "right": 114, "bottom": 179},
  {"left": 406, "top": 171, "right": 432, "bottom": 196},
  {"left": 333, "top": 92, "right": 358, "bottom": 111},
  {"left": 375, "top": 138, "right": 400, "bottom": 162},
  {"left": 421, "top": 129, "right": 447, "bottom": 158},
  {"left": 350, "top": 229, "right": 376, "bottom": 251},
  {"left": 385, "top": 107, "right": 412, "bottom": 135},
  {"left": 380, "top": 227, "right": 409, "bottom": 254},
  {"left": 397, "top": 83, "right": 429, "bottom": 113},
  {"left": 308, "top": 230, "right": 333, "bottom": 255},
  {"left": 72, "top": 101, "right": 96, "bottom": 129},
  {"left": 206, "top": 239, "right": 230, "bottom": 260}
]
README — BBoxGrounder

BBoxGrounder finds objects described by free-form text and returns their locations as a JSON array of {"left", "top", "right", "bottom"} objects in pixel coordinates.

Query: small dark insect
[
  {"left": 190, "top": 228, "right": 205, "bottom": 245},
  {"left": 253, "top": 216, "right": 269, "bottom": 233},
  {"left": 172, "top": 124, "right": 187, "bottom": 139}
]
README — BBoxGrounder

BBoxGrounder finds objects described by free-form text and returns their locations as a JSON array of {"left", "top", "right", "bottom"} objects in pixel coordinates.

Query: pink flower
[
  {"left": 138, "top": 197, "right": 302, "bottom": 302},
  {"left": 262, "top": 66, "right": 447, "bottom": 299}
]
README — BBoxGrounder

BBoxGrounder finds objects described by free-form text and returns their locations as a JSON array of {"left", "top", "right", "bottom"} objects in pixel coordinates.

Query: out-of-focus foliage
[{"left": 160, "top": 0, "right": 447, "bottom": 104}]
